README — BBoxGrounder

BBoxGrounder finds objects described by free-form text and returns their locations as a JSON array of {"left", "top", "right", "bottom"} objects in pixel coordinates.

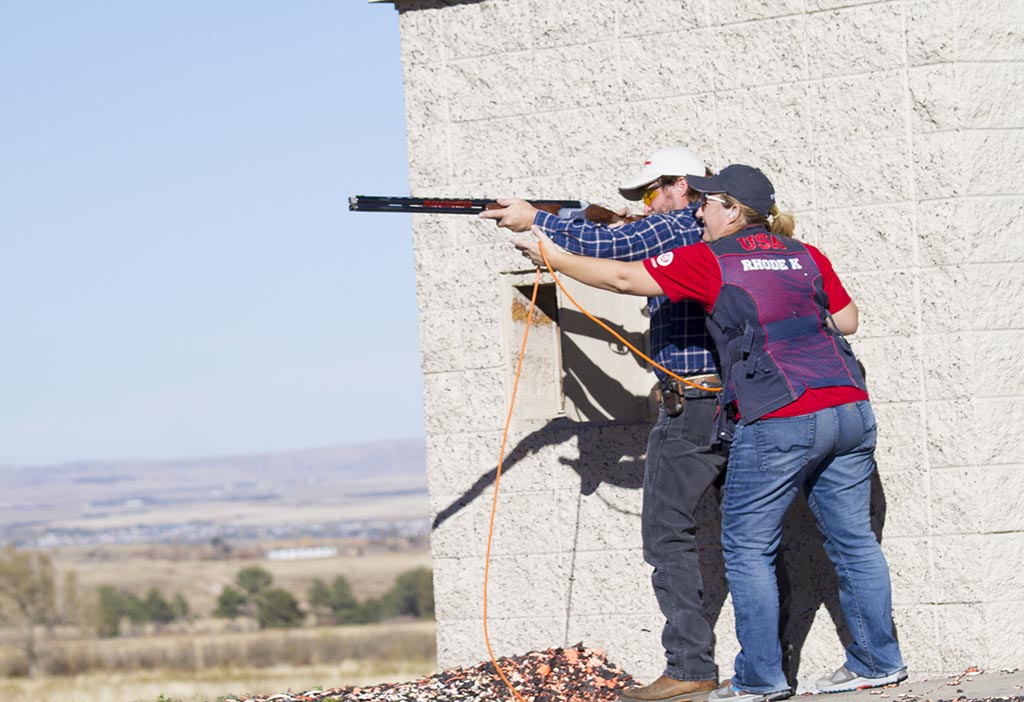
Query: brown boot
[{"left": 621, "top": 676, "right": 717, "bottom": 702}]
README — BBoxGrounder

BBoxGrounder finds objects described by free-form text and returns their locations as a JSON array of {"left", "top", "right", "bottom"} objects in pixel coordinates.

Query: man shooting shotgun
[
  {"left": 349, "top": 195, "right": 638, "bottom": 225},
  {"left": 483, "top": 146, "right": 728, "bottom": 702}
]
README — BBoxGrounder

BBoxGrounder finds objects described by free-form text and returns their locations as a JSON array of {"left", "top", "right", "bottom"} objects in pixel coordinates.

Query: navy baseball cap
[{"left": 686, "top": 164, "right": 776, "bottom": 217}]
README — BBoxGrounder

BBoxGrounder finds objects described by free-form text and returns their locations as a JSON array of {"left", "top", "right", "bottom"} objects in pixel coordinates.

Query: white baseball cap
[{"left": 618, "top": 146, "right": 707, "bottom": 201}]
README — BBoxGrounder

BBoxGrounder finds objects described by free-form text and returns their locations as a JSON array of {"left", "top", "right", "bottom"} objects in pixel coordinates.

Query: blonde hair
[{"left": 721, "top": 196, "right": 796, "bottom": 238}]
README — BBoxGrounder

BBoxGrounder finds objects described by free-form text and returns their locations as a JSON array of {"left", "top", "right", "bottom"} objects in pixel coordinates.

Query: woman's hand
[
  {"left": 512, "top": 226, "right": 560, "bottom": 269},
  {"left": 514, "top": 226, "right": 664, "bottom": 296}
]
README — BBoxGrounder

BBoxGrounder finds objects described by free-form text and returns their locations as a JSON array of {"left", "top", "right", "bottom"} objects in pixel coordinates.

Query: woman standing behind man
[{"left": 513, "top": 165, "right": 906, "bottom": 702}]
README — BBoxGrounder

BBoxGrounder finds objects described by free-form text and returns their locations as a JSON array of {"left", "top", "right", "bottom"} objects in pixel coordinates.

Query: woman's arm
[
  {"left": 830, "top": 301, "right": 859, "bottom": 335},
  {"left": 513, "top": 226, "right": 665, "bottom": 297}
]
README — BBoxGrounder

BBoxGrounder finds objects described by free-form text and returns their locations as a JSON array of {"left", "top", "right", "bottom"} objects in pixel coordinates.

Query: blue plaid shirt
[{"left": 534, "top": 203, "right": 718, "bottom": 380}]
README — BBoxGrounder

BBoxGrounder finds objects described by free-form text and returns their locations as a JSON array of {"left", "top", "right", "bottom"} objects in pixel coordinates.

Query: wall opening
[
  {"left": 506, "top": 277, "right": 564, "bottom": 420},
  {"left": 503, "top": 273, "right": 654, "bottom": 424}
]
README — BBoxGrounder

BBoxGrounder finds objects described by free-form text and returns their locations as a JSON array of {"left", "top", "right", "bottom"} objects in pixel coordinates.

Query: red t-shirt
[{"left": 643, "top": 239, "right": 868, "bottom": 417}]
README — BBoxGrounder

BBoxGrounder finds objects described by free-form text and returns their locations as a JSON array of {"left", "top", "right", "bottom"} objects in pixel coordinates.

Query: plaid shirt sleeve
[
  {"left": 533, "top": 202, "right": 718, "bottom": 379},
  {"left": 533, "top": 203, "right": 704, "bottom": 262}
]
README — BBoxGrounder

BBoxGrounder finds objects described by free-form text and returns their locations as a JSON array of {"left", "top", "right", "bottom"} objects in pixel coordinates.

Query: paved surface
[{"left": 797, "top": 668, "right": 1024, "bottom": 701}]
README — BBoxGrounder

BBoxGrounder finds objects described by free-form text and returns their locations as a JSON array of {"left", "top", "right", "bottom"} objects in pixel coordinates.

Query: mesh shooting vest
[{"left": 704, "top": 226, "right": 866, "bottom": 423}]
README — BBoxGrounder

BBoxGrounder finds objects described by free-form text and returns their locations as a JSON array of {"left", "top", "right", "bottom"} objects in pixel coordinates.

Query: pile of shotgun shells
[{"left": 224, "top": 642, "right": 635, "bottom": 702}]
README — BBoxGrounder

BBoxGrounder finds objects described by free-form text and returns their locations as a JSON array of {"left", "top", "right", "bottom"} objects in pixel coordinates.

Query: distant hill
[{"left": 0, "top": 439, "right": 427, "bottom": 546}]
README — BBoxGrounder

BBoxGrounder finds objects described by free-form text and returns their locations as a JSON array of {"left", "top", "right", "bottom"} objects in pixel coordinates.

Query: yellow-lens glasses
[{"left": 642, "top": 184, "right": 661, "bottom": 207}]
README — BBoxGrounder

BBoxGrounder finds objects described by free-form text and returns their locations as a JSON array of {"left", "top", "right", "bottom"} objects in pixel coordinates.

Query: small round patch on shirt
[{"left": 656, "top": 252, "right": 674, "bottom": 267}]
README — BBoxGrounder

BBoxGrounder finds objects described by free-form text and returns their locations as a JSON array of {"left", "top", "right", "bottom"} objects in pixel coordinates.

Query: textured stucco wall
[{"left": 385, "top": 0, "right": 1024, "bottom": 686}]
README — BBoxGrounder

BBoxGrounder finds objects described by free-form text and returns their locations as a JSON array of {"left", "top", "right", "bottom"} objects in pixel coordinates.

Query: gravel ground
[{"left": 223, "top": 643, "right": 634, "bottom": 702}]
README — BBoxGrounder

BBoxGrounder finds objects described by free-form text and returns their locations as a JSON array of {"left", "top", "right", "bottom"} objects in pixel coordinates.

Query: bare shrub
[
  {"left": 244, "top": 637, "right": 277, "bottom": 668},
  {"left": 310, "top": 630, "right": 346, "bottom": 664},
  {"left": 1, "top": 650, "right": 29, "bottom": 677},
  {"left": 280, "top": 636, "right": 313, "bottom": 667},
  {"left": 199, "top": 638, "right": 246, "bottom": 669}
]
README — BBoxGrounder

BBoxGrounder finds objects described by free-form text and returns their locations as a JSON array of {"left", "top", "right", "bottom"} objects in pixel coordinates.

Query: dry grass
[
  {"left": 0, "top": 659, "right": 436, "bottom": 702},
  {"left": 2, "top": 621, "right": 435, "bottom": 676},
  {"left": 0, "top": 621, "right": 436, "bottom": 702}
]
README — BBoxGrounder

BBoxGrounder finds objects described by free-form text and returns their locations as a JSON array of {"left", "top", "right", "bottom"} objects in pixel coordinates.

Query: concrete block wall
[{"left": 384, "top": 0, "right": 1024, "bottom": 685}]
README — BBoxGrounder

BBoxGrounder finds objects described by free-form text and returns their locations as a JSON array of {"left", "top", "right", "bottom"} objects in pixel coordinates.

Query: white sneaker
[
  {"left": 815, "top": 666, "right": 908, "bottom": 693},
  {"left": 708, "top": 680, "right": 792, "bottom": 702}
]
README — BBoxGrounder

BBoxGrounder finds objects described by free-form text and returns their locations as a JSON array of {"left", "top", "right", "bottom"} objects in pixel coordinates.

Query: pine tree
[
  {"left": 213, "top": 585, "right": 245, "bottom": 619},
  {"left": 256, "top": 587, "right": 304, "bottom": 629}
]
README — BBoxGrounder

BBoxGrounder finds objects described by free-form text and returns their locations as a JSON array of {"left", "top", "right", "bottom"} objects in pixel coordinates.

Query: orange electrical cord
[
  {"left": 482, "top": 267, "right": 538, "bottom": 702},
  {"left": 537, "top": 239, "right": 722, "bottom": 393},
  {"left": 482, "top": 241, "right": 721, "bottom": 702}
]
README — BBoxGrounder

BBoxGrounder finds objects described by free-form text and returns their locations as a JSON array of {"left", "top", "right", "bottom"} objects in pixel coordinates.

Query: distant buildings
[{"left": 264, "top": 546, "right": 338, "bottom": 561}]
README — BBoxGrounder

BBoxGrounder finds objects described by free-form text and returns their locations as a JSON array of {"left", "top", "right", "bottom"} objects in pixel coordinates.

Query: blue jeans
[
  {"left": 722, "top": 401, "right": 904, "bottom": 693},
  {"left": 643, "top": 396, "right": 728, "bottom": 681}
]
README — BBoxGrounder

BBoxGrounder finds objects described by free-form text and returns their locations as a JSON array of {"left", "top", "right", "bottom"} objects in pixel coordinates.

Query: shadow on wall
[
  {"left": 431, "top": 306, "right": 653, "bottom": 534},
  {"left": 776, "top": 471, "right": 890, "bottom": 689},
  {"left": 430, "top": 416, "right": 647, "bottom": 534}
]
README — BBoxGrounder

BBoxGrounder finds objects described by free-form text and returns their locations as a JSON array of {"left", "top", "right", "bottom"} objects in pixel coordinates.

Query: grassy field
[
  {"left": 47, "top": 538, "right": 432, "bottom": 618},
  {"left": 0, "top": 539, "right": 437, "bottom": 700},
  {"left": 0, "top": 621, "right": 437, "bottom": 702}
]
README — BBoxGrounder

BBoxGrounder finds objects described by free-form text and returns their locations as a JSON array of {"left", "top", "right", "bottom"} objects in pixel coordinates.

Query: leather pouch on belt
[{"left": 662, "top": 388, "right": 685, "bottom": 417}]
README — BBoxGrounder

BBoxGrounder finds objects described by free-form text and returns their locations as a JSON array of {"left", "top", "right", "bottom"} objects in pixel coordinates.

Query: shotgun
[{"left": 348, "top": 196, "right": 640, "bottom": 225}]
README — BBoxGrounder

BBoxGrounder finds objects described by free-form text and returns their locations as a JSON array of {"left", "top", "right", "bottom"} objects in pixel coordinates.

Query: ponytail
[{"left": 768, "top": 204, "right": 796, "bottom": 238}]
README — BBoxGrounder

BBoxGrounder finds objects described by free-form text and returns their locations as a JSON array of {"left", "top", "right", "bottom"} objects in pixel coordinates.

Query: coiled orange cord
[{"left": 482, "top": 240, "right": 720, "bottom": 701}]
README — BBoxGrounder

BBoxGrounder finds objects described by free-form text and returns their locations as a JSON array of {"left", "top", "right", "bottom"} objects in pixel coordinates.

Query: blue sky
[{"left": 0, "top": 2, "right": 422, "bottom": 465}]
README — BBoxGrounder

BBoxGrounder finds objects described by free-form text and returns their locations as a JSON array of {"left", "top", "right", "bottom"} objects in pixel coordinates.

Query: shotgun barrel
[
  {"left": 348, "top": 195, "right": 586, "bottom": 215},
  {"left": 349, "top": 195, "right": 641, "bottom": 225}
]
